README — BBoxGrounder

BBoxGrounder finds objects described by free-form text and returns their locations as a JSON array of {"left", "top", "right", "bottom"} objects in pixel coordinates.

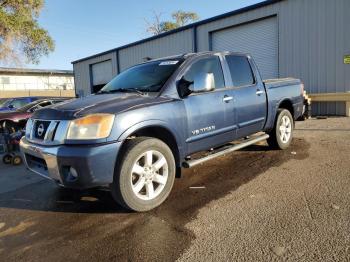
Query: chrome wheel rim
[
  {"left": 279, "top": 115, "right": 292, "bottom": 143},
  {"left": 130, "top": 150, "right": 168, "bottom": 201}
]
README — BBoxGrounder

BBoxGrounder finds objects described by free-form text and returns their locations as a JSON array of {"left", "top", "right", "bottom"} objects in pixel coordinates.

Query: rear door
[
  {"left": 181, "top": 55, "right": 236, "bottom": 154},
  {"left": 225, "top": 54, "right": 267, "bottom": 138}
]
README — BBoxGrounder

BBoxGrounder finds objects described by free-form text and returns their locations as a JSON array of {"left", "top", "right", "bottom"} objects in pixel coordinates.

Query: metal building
[
  {"left": 72, "top": 0, "right": 350, "bottom": 116},
  {"left": 0, "top": 68, "right": 75, "bottom": 98}
]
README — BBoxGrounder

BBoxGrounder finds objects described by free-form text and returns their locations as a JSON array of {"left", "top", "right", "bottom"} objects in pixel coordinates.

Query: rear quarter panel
[{"left": 264, "top": 79, "right": 304, "bottom": 131}]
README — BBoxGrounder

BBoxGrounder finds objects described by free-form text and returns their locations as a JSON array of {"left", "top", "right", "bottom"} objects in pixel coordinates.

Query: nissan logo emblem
[{"left": 37, "top": 124, "right": 45, "bottom": 137}]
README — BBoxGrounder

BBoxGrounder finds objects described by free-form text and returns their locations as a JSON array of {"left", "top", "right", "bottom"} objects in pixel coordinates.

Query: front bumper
[{"left": 20, "top": 137, "right": 122, "bottom": 189}]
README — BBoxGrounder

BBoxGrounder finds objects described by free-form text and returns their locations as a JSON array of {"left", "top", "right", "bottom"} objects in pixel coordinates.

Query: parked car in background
[
  {"left": 21, "top": 52, "right": 305, "bottom": 212},
  {"left": 0, "top": 98, "right": 69, "bottom": 132},
  {"left": 0, "top": 98, "right": 7, "bottom": 106},
  {"left": 0, "top": 97, "right": 40, "bottom": 113}
]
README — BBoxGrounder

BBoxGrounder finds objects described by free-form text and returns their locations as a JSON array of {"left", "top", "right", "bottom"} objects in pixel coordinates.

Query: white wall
[{"left": 0, "top": 74, "right": 74, "bottom": 91}]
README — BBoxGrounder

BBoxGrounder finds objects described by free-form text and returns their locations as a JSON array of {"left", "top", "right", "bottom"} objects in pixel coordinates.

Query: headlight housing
[{"left": 66, "top": 114, "right": 115, "bottom": 140}]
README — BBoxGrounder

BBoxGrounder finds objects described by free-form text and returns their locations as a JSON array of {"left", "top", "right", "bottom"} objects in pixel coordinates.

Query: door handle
[
  {"left": 223, "top": 95, "right": 233, "bottom": 103},
  {"left": 256, "top": 90, "right": 264, "bottom": 96}
]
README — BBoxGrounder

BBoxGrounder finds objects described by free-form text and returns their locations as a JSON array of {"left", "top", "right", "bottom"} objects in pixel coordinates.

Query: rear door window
[{"left": 226, "top": 55, "right": 255, "bottom": 87}]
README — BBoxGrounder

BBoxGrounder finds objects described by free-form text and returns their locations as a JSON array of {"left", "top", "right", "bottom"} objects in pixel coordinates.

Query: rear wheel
[
  {"left": 267, "top": 109, "right": 294, "bottom": 150},
  {"left": 11, "top": 155, "right": 22, "bottom": 166},
  {"left": 111, "top": 137, "right": 176, "bottom": 212}
]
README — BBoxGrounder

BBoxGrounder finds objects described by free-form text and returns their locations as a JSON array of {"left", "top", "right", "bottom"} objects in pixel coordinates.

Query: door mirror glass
[
  {"left": 191, "top": 72, "right": 215, "bottom": 93},
  {"left": 8, "top": 104, "right": 14, "bottom": 109}
]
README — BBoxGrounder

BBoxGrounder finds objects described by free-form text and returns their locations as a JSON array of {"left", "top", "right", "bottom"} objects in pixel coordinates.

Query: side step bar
[{"left": 183, "top": 134, "right": 269, "bottom": 168}]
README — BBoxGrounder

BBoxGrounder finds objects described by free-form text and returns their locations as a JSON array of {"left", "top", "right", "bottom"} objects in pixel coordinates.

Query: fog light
[{"left": 69, "top": 167, "right": 78, "bottom": 178}]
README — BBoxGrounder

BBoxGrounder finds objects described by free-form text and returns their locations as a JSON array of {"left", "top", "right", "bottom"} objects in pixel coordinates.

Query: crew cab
[{"left": 20, "top": 52, "right": 305, "bottom": 212}]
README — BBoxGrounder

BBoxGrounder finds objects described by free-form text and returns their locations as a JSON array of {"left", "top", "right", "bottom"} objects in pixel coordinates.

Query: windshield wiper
[{"left": 118, "top": 88, "right": 145, "bottom": 95}]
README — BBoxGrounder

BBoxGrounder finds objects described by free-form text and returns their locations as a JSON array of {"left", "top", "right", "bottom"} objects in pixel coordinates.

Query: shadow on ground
[{"left": 0, "top": 138, "right": 309, "bottom": 261}]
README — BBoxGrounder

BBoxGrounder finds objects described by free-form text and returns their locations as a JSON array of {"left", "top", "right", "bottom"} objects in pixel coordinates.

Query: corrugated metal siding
[
  {"left": 73, "top": 0, "right": 350, "bottom": 115},
  {"left": 211, "top": 16, "right": 278, "bottom": 79},
  {"left": 73, "top": 52, "right": 118, "bottom": 97},
  {"left": 196, "top": 0, "right": 349, "bottom": 115},
  {"left": 91, "top": 60, "right": 113, "bottom": 85},
  {"left": 196, "top": 4, "right": 279, "bottom": 51},
  {"left": 278, "top": 0, "right": 350, "bottom": 115},
  {"left": 118, "top": 29, "right": 193, "bottom": 71}
]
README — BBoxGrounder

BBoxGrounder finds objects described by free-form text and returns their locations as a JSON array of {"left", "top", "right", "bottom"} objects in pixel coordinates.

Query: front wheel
[
  {"left": 267, "top": 109, "right": 294, "bottom": 150},
  {"left": 111, "top": 137, "right": 176, "bottom": 212},
  {"left": 2, "top": 154, "right": 13, "bottom": 164}
]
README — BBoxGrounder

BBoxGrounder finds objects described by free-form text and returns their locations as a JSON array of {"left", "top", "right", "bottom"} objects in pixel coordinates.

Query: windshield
[
  {"left": 0, "top": 99, "right": 8, "bottom": 106},
  {"left": 0, "top": 99, "right": 12, "bottom": 107},
  {"left": 16, "top": 100, "right": 43, "bottom": 112},
  {"left": 100, "top": 59, "right": 183, "bottom": 93}
]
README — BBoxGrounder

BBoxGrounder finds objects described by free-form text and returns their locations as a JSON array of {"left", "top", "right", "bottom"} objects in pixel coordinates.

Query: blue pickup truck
[{"left": 20, "top": 52, "right": 304, "bottom": 211}]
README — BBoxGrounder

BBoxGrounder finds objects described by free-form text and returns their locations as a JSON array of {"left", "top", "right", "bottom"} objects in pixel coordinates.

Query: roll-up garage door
[
  {"left": 91, "top": 60, "right": 113, "bottom": 93},
  {"left": 211, "top": 17, "right": 278, "bottom": 79}
]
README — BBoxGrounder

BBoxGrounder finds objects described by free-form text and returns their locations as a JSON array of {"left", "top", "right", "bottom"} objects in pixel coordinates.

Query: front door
[{"left": 182, "top": 56, "right": 236, "bottom": 154}]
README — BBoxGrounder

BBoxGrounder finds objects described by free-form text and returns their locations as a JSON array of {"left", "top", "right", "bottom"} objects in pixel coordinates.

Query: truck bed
[{"left": 263, "top": 78, "right": 301, "bottom": 88}]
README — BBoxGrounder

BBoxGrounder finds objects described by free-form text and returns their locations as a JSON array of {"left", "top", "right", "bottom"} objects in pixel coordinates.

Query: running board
[{"left": 182, "top": 134, "right": 269, "bottom": 168}]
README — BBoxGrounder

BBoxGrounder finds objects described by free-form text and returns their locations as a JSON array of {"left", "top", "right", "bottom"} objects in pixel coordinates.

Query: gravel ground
[
  {"left": 179, "top": 117, "right": 350, "bottom": 261},
  {"left": 0, "top": 117, "right": 349, "bottom": 261}
]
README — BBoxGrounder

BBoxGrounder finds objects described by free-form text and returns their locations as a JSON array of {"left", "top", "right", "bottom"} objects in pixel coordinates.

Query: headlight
[{"left": 66, "top": 114, "right": 115, "bottom": 140}]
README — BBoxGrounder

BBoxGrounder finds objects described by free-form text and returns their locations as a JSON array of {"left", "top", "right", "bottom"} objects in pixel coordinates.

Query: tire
[
  {"left": 2, "top": 154, "right": 13, "bottom": 164},
  {"left": 11, "top": 155, "right": 22, "bottom": 166},
  {"left": 111, "top": 137, "right": 176, "bottom": 212},
  {"left": 267, "top": 109, "right": 294, "bottom": 150}
]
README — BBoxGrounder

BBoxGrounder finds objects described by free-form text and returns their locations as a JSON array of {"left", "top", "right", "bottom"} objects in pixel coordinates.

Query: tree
[
  {"left": 172, "top": 10, "right": 199, "bottom": 27},
  {"left": 146, "top": 10, "right": 199, "bottom": 35},
  {"left": 0, "top": 0, "right": 54, "bottom": 65}
]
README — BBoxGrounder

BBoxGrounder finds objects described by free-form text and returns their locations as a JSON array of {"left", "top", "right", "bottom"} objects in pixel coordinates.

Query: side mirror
[
  {"left": 191, "top": 72, "right": 215, "bottom": 93},
  {"left": 8, "top": 104, "right": 14, "bottom": 109}
]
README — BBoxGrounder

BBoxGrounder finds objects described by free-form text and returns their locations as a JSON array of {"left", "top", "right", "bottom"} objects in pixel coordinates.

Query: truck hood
[{"left": 32, "top": 93, "right": 174, "bottom": 120}]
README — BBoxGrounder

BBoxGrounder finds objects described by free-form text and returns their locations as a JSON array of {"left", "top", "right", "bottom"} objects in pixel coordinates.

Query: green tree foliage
[
  {"left": 172, "top": 10, "right": 199, "bottom": 27},
  {"left": 146, "top": 10, "right": 199, "bottom": 35},
  {"left": 0, "top": 0, "right": 54, "bottom": 65}
]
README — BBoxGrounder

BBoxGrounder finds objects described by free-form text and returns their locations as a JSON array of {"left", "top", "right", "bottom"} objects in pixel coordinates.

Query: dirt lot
[{"left": 0, "top": 117, "right": 349, "bottom": 261}]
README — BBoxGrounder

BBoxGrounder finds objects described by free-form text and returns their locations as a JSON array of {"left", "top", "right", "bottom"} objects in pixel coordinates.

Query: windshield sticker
[{"left": 159, "top": 61, "right": 179, "bottom": 66}]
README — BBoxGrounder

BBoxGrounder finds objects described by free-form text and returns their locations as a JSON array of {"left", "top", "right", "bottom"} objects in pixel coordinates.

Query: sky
[{"left": 30, "top": 0, "right": 263, "bottom": 70}]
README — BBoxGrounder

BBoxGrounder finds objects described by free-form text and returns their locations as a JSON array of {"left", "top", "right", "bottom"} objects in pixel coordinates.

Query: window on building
[{"left": 226, "top": 55, "right": 255, "bottom": 87}]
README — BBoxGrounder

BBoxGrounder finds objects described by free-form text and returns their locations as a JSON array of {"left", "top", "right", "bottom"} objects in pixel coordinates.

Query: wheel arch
[
  {"left": 117, "top": 122, "right": 183, "bottom": 177},
  {"left": 278, "top": 99, "right": 294, "bottom": 119}
]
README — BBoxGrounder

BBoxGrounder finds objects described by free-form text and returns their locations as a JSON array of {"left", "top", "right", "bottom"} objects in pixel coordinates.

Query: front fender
[{"left": 117, "top": 119, "right": 181, "bottom": 143}]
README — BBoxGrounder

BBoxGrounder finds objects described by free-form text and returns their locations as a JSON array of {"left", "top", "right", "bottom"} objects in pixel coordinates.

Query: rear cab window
[{"left": 225, "top": 55, "right": 255, "bottom": 87}]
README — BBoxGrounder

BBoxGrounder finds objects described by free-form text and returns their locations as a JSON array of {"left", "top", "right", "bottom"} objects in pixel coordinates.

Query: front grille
[
  {"left": 33, "top": 120, "right": 51, "bottom": 140},
  {"left": 28, "top": 119, "right": 69, "bottom": 145}
]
